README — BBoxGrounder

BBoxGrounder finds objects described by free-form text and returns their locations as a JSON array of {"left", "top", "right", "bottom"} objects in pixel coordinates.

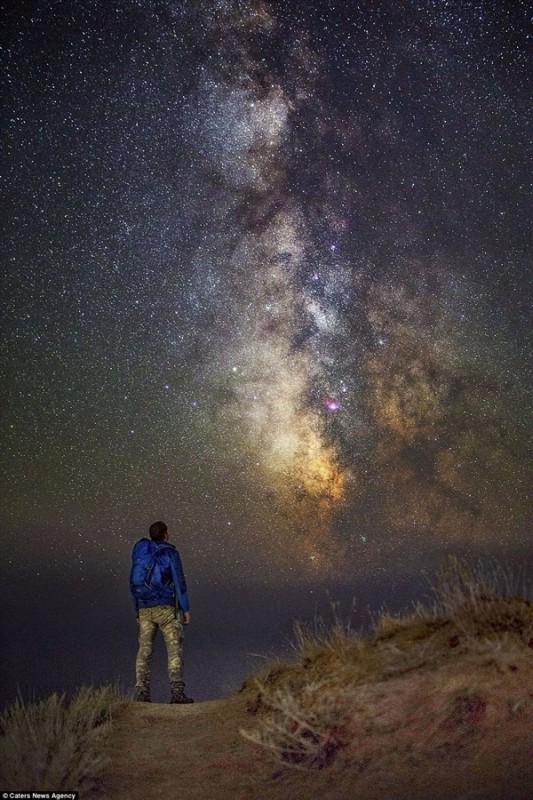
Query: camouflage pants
[{"left": 135, "top": 605, "right": 184, "bottom": 689}]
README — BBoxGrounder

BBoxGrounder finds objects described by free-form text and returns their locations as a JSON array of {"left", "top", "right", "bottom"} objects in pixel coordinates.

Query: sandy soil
[{"left": 99, "top": 657, "right": 533, "bottom": 800}]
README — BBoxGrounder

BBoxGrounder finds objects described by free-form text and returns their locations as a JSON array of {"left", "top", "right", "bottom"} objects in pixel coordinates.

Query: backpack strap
[{"left": 144, "top": 551, "right": 159, "bottom": 588}]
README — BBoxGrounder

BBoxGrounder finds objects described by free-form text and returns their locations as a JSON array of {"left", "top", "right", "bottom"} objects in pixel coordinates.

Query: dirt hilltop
[
  {"left": 101, "top": 564, "right": 533, "bottom": 800},
  {"left": 100, "top": 647, "right": 533, "bottom": 800}
]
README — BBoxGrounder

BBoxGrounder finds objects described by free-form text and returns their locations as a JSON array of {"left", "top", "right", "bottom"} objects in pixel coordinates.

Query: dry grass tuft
[
  {"left": 0, "top": 684, "right": 125, "bottom": 796},
  {"left": 242, "top": 679, "right": 352, "bottom": 769},
  {"left": 430, "top": 555, "right": 533, "bottom": 643}
]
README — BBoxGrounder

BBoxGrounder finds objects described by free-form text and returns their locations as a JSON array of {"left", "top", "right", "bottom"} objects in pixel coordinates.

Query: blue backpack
[{"left": 130, "top": 538, "right": 177, "bottom": 605}]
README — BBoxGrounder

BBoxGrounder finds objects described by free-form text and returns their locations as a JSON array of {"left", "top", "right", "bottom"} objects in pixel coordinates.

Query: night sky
[{"left": 2, "top": 0, "right": 531, "bottom": 704}]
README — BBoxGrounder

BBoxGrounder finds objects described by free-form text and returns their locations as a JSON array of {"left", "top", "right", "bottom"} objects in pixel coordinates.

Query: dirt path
[{"left": 100, "top": 695, "right": 265, "bottom": 800}]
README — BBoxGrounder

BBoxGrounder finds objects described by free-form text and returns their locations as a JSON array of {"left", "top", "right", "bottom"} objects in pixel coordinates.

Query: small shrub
[{"left": 0, "top": 685, "right": 124, "bottom": 796}]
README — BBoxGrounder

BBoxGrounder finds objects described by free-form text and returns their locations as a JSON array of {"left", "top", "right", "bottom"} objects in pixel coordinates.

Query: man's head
[{"left": 149, "top": 520, "right": 168, "bottom": 541}]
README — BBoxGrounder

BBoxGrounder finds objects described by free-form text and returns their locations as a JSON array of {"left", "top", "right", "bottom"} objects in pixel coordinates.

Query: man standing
[{"left": 130, "top": 520, "right": 193, "bottom": 704}]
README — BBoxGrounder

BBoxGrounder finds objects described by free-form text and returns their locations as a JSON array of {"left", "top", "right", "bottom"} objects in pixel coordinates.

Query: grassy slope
[{"left": 238, "top": 558, "right": 533, "bottom": 799}]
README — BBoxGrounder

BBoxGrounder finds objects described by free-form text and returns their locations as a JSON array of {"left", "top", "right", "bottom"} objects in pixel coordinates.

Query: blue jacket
[{"left": 130, "top": 538, "right": 190, "bottom": 612}]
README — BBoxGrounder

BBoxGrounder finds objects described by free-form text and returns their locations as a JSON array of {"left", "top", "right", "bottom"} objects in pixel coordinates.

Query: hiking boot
[
  {"left": 133, "top": 686, "right": 151, "bottom": 702},
  {"left": 170, "top": 683, "right": 194, "bottom": 704}
]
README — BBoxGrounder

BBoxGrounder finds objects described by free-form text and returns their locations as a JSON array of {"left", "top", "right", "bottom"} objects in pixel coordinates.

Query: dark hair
[{"left": 149, "top": 520, "right": 168, "bottom": 541}]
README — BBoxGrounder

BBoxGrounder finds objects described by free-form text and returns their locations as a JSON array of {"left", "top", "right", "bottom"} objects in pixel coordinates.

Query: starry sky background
[{"left": 1, "top": 0, "right": 531, "bottom": 704}]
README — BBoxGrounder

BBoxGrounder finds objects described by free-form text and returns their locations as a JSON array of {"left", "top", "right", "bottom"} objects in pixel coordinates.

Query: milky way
[
  {"left": 171, "top": 0, "right": 530, "bottom": 575},
  {"left": 1, "top": 0, "right": 531, "bottom": 701}
]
